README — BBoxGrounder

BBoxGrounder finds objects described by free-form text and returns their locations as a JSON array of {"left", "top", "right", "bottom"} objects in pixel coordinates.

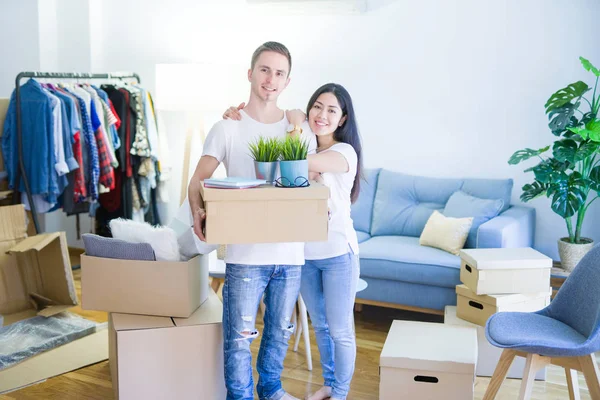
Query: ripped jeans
[{"left": 223, "top": 264, "right": 301, "bottom": 400}]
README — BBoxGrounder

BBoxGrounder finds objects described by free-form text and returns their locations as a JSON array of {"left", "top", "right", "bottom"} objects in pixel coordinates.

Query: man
[{"left": 188, "top": 42, "right": 315, "bottom": 400}]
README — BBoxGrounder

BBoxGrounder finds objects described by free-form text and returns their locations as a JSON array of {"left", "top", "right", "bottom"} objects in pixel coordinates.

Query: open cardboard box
[
  {"left": 0, "top": 204, "right": 108, "bottom": 393},
  {"left": 200, "top": 180, "right": 329, "bottom": 244},
  {"left": 81, "top": 253, "right": 209, "bottom": 318}
]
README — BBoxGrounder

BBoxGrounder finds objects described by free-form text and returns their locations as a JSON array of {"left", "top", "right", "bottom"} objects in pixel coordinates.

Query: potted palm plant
[
  {"left": 249, "top": 136, "right": 281, "bottom": 184},
  {"left": 279, "top": 134, "right": 310, "bottom": 187},
  {"left": 509, "top": 56, "right": 600, "bottom": 271}
]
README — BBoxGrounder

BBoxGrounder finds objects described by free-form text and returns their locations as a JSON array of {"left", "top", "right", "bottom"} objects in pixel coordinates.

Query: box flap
[
  {"left": 455, "top": 284, "right": 551, "bottom": 307},
  {"left": 112, "top": 312, "right": 175, "bottom": 332},
  {"left": 7, "top": 232, "right": 61, "bottom": 253},
  {"left": 0, "top": 231, "right": 77, "bottom": 319},
  {"left": 200, "top": 181, "right": 329, "bottom": 201},
  {"left": 379, "top": 320, "right": 477, "bottom": 374},
  {"left": 0, "top": 205, "right": 27, "bottom": 242},
  {"left": 460, "top": 247, "right": 552, "bottom": 270},
  {"left": 0, "top": 328, "right": 108, "bottom": 394},
  {"left": 173, "top": 289, "right": 222, "bottom": 327}
]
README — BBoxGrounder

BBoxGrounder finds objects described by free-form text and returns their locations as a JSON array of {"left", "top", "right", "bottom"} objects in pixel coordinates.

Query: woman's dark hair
[{"left": 306, "top": 83, "right": 363, "bottom": 203}]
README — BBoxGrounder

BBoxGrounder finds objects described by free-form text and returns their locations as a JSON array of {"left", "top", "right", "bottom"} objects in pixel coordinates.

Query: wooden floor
[{"left": 1, "top": 260, "right": 596, "bottom": 400}]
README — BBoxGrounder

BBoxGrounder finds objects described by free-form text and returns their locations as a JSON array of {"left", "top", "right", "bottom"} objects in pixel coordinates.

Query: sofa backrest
[
  {"left": 350, "top": 168, "right": 381, "bottom": 233},
  {"left": 352, "top": 169, "right": 513, "bottom": 237}
]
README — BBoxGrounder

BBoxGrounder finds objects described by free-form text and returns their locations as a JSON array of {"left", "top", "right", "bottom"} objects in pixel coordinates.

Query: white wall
[
  {"left": 0, "top": 0, "right": 41, "bottom": 97},
  {"left": 2, "top": 0, "right": 599, "bottom": 260}
]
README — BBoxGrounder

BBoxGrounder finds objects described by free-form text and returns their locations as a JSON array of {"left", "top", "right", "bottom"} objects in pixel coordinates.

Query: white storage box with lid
[
  {"left": 379, "top": 320, "right": 477, "bottom": 400},
  {"left": 459, "top": 247, "right": 552, "bottom": 295},
  {"left": 444, "top": 306, "right": 546, "bottom": 380},
  {"left": 455, "top": 284, "right": 551, "bottom": 327}
]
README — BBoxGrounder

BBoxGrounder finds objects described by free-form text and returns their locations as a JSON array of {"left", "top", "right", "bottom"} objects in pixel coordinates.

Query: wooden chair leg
[
  {"left": 483, "top": 349, "right": 518, "bottom": 400},
  {"left": 518, "top": 354, "right": 549, "bottom": 400},
  {"left": 579, "top": 354, "right": 600, "bottom": 400},
  {"left": 565, "top": 368, "right": 581, "bottom": 400},
  {"left": 210, "top": 278, "right": 222, "bottom": 294}
]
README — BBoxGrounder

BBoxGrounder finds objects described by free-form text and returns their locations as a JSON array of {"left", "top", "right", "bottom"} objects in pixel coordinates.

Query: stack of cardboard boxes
[
  {"left": 445, "top": 247, "right": 553, "bottom": 379},
  {"left": 81, "top": 250, "right": 224, "bottom": 399},
  {"left": 82, "top": 181, "right": 330, "bottom": 399}
]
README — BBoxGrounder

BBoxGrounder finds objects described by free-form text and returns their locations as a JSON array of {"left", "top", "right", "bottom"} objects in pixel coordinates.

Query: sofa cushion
[
  {"left": 356, "top": 230, "right": 371, "bottom": 243},
  {"left": 370, "top": 170, "right": 514, "bottom": 237},
  {"left": 419, "top": 210, "right": 473, "bottom": 255},
  {"left": 358, "top": 236, "right": 461, "bottom": 288},
  {"left": 443, "top": 190, "right": 504, "bottom": 248},
  {"left": 371, "top": 170, "right": 462, "bottom": 237},
  {"left": 461, "top": 178, "right": 513, "bottom": 213},
  {"left": 351, "top": 168, "right": 381, "bottom": 233}
]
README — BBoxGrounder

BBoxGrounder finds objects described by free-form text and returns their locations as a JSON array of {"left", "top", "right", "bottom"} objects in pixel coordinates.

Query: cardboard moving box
[
  {"left": 459, "top": 247, "right": 552, "bottom": 295},
  {"left": 0, "top": 205, "right": 108, "bottom": 394},
  {"left": 82, "top": 253, "right": 209, "bottom": 318},
  {"left": 200, "top": 181, "right": 329, "bottom": 244},
  {"left": 444, "top": 306, "right": 546, "bottom": 380},
  {"left": 455, "top": 284, "right": 551, "bottom": 327},
  {"left": 109, "top": 289, "right": 226, "bottom": 400},
  {"left": 379, "top": 320, "right": 477, "bottom": 400},
  {"left": 0, "top": 205, "right": 77, "bottom": 326}
]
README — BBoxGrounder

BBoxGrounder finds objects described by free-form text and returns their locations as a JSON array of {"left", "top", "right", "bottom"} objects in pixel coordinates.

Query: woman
[{"left": 224, "top": 83, "right": 363, "bottom": 400}]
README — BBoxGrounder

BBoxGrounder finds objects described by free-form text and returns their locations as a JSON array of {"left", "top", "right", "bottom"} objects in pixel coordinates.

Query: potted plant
[
  {"left": 249, "top": 136, "right": 281, "bottom": 184},
  {"left": 509, "top": 56, "right": 600, "bottom": 271},
  {"left": 279, "top": 134, "right": 310, "bottom": 187}
]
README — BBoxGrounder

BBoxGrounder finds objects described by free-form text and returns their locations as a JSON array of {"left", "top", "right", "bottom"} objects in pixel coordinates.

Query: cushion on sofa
[
  {"left": 351, "top": 168, "right": 381, "bottom": 233},
  {"left": 443, "top": 190, "right": 504, "bottom": 248},
  {"left": 461, "top": 178, "right": 513, "bottom": 213},
  {"left": 370, "top": 170, "right": 462, "bottom": 237},
  {"left": 419, "top": 210, "right": 473, "bottom": 255},
  {"left": 358, "top": 236, "right": 461, "bottom": 287},
  {"left": 369, "top": 170, "right": 514, "bottom": 238},
  {"left": 356, "top": 230, "right": 371, "bottom": 243}
]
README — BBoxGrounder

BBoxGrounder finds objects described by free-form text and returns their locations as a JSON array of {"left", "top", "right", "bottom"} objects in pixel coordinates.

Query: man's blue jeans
[
  {"left": 223, "top": 264, "right": 301, "bottom": 400},
  {"left": 300, "top": 252, "right": 360, "bottom": 400}
]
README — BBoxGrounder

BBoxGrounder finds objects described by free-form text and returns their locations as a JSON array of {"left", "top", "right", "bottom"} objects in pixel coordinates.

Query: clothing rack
[{"left": 12, "top": 71, "right": 142, "bottom": 234}]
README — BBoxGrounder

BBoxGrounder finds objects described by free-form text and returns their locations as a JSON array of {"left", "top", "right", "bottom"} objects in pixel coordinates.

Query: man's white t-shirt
[
  {"left": 202, "top": 110, "right": 317, "bottom": 266},
  {"left": 304, "top": 142, "right": 359, "bottom": 260}
]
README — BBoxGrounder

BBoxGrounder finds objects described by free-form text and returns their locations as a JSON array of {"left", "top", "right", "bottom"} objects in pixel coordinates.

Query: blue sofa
[{"left": 351, "top": 169, "right": 535, "bottom": 314}]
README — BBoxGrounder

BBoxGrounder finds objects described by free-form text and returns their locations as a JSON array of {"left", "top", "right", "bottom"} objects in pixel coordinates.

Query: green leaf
[
  {"left": 280, "top": 134, "right": 309, "bottom": 161},
  {"left": 575, "top": 141, "right": 599, "bottom": 162},
  {"left": 588, "top": 165, "right": 600, "bottom": 194},
  {"left": 580, "top": 56, "right": 600, "bottom": 77},
  {"left": 508, "top": 146, "right": 549, "bottom": 165},
  {"left": 248, "top": 136, "right": 282, "bottom": 162},
  {"left": 553, "top": 139, "right": 578, "bottom": 163},
  {"left": 546, "top": 172, "right": 586, "bottom": 218},
  {"left": 548, "top": 102, "right": 580, "bottom": 136},
  {"left": 568, "top": 120, "right": 600, "bottom": 142},
  {"left": 520, "top": 181, "right": 548, "bottom": 202},
  {"left": 545, "top": 82, "right": 589, "bottom": 113},
  {"left": 532, "top": 160, "right": 555, "bottom": 183}
]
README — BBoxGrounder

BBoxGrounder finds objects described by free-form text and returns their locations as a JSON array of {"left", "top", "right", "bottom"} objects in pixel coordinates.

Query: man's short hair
[{"left": 250, "top": 41, "right": 292, "bottom": 76}]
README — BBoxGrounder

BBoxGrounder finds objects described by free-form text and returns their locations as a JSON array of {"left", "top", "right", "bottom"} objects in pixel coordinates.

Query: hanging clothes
[{"left": 1, "top": 76, "right": 168, "bottom": 238}]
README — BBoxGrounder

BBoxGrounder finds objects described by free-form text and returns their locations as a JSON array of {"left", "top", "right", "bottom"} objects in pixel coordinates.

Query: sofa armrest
[{"left": 476, "top": 206, "right": 535, "bottom": 248}]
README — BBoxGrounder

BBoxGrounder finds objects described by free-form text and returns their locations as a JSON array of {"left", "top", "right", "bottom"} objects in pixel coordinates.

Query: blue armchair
[{"left": 483, "top": 244, "right": 600, "bottom": 400}]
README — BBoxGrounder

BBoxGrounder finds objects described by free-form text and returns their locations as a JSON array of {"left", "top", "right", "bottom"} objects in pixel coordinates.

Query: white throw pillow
[
  {"left": 419, "top": 210, "right": 473, "bottom": 255},
  {"left": 109, "top": 219, "right": 181, "bottom": 261}
]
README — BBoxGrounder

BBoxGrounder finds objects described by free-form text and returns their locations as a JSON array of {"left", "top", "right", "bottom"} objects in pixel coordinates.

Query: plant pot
[
  {"left": 279, "top": 159, "right": 309, "bottom": 187},
  {"left": 254, "top": 161, "right": 278, "bottom": 184},
  {"left": 557, "top": 237, "right": 594, "bottom": 272}
]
